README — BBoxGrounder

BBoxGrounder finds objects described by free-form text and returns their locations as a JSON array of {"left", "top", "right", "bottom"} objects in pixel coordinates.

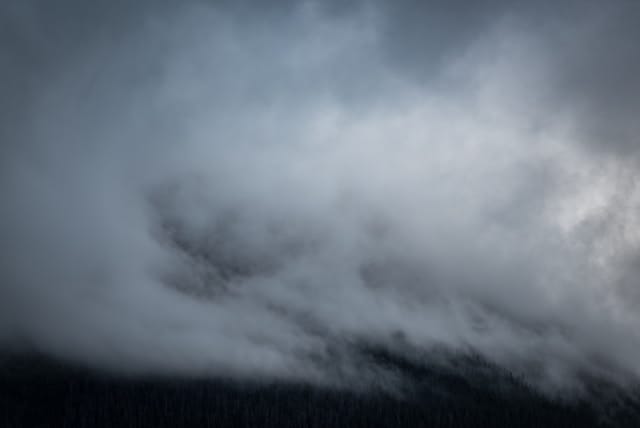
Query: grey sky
[{"left": 1, "top": 0, "right": 640, "bottom": 394}]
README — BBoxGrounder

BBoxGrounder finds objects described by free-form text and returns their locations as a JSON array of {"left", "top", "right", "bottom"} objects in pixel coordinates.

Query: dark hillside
[{"left": 1, "top": 353, "right": 638, "bottom": 428}]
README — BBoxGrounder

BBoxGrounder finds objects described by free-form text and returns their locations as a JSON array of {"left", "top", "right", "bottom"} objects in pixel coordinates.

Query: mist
[{"left": 1, "top": 0, "right": 640, "bottom": 395}]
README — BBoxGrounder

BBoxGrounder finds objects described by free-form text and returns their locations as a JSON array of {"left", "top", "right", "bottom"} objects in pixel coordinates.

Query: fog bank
[{"left": 1, "top": 0, "right": 640, "bottom": 394}]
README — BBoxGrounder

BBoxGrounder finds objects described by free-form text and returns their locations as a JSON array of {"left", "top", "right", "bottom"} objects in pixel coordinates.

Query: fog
[{"left": 1, "top": 0, "right": 640, "bottom": 394}]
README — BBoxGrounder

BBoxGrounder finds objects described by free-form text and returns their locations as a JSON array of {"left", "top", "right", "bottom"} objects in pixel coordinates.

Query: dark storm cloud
[
  {"left": 6, "top": 0, "right": 637, "bottom": 152},
  {"left": 371, "top": 0, "right": 640, "bottom": 153},
  {"left": 1, "top": 0, "right": 640, "bottom": 394},
  {"left": 372, "top": 0, "right": 511, "bottom": 78},
  {"left": 544, "top": 1, "right": 640, "bottom": 154}
]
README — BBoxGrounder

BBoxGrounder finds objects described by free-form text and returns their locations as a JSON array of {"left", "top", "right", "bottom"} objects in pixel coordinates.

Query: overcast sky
[{"left": 1, "top": 0, "right": 640, "bottom": 394}]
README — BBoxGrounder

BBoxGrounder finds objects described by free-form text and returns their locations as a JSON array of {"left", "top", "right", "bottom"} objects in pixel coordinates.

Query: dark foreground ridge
[{"left": 1, "top": 352, "right": 639, "bottom": 428}]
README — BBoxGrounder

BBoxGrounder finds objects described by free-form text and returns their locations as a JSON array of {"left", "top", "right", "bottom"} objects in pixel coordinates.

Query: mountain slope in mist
[
  {"left": 2, "top": 0, "right": 640, "bottom": 407},
  {"left": 1, "top": 353, "right": 639, "bottom": 428}
]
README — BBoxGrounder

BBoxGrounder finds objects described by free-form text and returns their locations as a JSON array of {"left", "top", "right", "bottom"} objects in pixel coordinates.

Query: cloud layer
[{"left": 1, "top": 0, "right": 640, "bottom": 394}]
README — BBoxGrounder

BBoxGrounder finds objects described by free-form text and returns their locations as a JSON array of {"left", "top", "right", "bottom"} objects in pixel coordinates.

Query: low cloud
[{"left": 1, "top": 0, "right": 640, "bottom": 394}]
